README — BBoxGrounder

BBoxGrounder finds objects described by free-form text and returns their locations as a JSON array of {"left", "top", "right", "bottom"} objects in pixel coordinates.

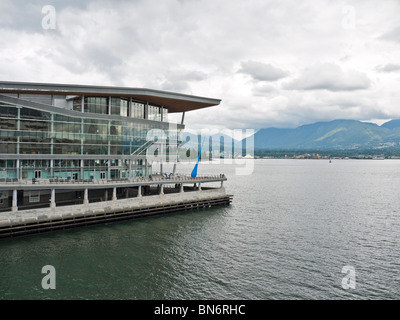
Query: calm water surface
[{"left": 0, "top": 159, "right": 399, "bottom": 299}]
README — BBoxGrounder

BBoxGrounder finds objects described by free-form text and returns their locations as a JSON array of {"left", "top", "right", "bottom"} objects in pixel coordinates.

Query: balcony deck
[{"left": 0, "top": 174, "right": 227, "bottom": 191}]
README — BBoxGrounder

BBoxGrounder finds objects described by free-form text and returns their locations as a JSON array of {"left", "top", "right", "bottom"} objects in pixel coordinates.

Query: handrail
[
  {"left": 131, "top": 139, "right": 155, "bottom": 156},
  {"left": 0, "top": 174, "right": 227, "bottom": 185}
]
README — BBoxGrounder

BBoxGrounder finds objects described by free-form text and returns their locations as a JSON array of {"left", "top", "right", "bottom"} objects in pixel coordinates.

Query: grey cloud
[
  {"left": 252, "top": 84, "right": 277, "bottom": 97},
  {"left": 158, "top": 70, "right": 208, "bottom": 93},
  {"left": 375, "top": 63, "right": 400, "bottom": 72},
  {"left": 0, "top": 0, "right": 92, "bottom": 32},
  {"left": 168, "top": 70, "right": 208, "bottom": 82},
  {"left": 284, "top": 63, "right": 371, "bottom": 92},
  {"left": 160, "top": 80, "right": 191, "bottom": 93},
  {"left": 1, "top": 0, "right": 400, "bottom": 132},
  {"left": 380, "top": 26, "right": 400, "bottom": 43},
  {"left": 0, "top": 1, "right": 42, "bottom": 32},
  {"left": 239, "top": 61, "right": 288, "bottom": 82}
]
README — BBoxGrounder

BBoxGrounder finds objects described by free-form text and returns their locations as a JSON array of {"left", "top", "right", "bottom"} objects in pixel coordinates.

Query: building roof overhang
[{"left": 0, "top": 81, "right": 221, "bottom": 113}]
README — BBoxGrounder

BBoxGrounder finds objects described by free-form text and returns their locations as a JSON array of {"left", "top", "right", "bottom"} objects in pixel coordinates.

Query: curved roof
[{"left": 0, "top": 81, "right": 221, "bottom": 113}]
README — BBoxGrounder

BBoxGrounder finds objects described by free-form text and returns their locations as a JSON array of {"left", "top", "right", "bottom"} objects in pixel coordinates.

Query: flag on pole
[{"left": 191, "top": 137, "right": 205, "bottom": 178}]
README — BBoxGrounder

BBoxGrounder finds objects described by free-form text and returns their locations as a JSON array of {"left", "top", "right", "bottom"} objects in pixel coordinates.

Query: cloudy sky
[{"left": 1, "top": 0, "right": 400, "bottom": 132}]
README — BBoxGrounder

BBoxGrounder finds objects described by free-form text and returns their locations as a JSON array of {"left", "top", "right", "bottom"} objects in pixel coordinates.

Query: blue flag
[{"left": 191, "top": 138, "right": 205, "bottom": 178}]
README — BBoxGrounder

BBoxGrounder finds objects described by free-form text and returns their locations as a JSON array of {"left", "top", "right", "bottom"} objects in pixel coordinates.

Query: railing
[
  {"left": 0, "top": 178, "right": 18, "bottom": 183},
  {"left": 0, "top": 174, "right": 226, "bottom": 185}
]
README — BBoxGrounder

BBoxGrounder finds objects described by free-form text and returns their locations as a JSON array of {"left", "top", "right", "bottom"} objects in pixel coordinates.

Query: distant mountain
[
  {"left": 381, "top": 119, "right": 400, "bottom": 130},
  {"left": 248, "top": 119, "right": 400, "bottom": 150},
  {"left": 181, "top": 132, "right": 244, "bottom": 157},
  {"left": 180, "top": 119, "right": 400, "bottom": 153},
  {"left": 182, "top": 132, "right": 240, "bottom": 148}
]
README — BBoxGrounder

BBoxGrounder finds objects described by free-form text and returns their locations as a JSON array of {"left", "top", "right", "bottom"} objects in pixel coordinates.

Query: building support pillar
[
  {"left": 80, "top": 159, "right": 84, "bottom": 179},
  {"left": 179, "top": 184, "right": 184, "bottom": 193},
  {"left": 16, "top": 159, "right": 20, "bottom": 180},
  {"left": 145, "top": 159, "right": 149, "bottom": 177},
  {"left": 104, "top": 189, "right": 109, "bottom": 201},
  {"left": 129, "top": 97, "right": 132, "bottom": 117},
  {"left": 138, "top": 185, "right": 142, "bottom": 198},
  {"left": 181, "top": 112, "right": 185, "bottom": 125},
  {"left": 80, "top": 118, "right": 84, "bottom": 155},
  {"left": 112, "top": 187, "right": 117, "bottom": 201},
  {"left": 221, "top": 180, "right": 224, "bottom": 188},
  {"left": 159, "top": 184, "right": 164, "bottom": 195},
  {"left": 50, "top": 159, "right": 54, "bottom": 178},
  {"left": 198, "top": 183, "right": 202, "bottom": 191},
  {"left": 50, "top": 188, "right": 56, "bottom": 210},
  {"left": 12, "top": 189, "right": 18, "bottom": 212},
  {"left": 83, "top": 188, "right": 89, "bottom": 205},
  {"left": 144, "top": 102, "right": 149, "bottom": 120},
  {"left": 160, "top": 143, "right": 163, "bottom": 174}
]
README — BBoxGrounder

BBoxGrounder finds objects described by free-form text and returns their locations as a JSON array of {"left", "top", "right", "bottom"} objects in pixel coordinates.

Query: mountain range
[
  {"left": 182, "top": 119, "right": 400, "bottom": 152},
  {"left": 251, "top": 119, "right": 400, "bottom": 150}
]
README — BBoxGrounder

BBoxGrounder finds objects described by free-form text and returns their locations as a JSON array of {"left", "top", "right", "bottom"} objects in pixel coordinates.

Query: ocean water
[{"left": 0, "top": 159, "right": 399, "bottom": 300}]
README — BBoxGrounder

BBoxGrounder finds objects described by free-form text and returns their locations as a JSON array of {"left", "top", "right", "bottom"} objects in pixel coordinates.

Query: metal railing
[
  {"left": 131, "top": 139, "right": 155, "bottom": 156},
  {"left": 0, "top": 174, "right": 226, "bottom": 185}
]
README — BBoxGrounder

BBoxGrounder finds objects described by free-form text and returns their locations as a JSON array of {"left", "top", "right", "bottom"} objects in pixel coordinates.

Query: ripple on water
[{"left": 0, "top": 160, "right": 399, "bottom": 299}]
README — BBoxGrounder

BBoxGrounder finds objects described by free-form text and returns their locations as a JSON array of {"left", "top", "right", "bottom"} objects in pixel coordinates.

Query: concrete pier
[
  {"left": 0, "top": 174, "right": 230, "bottom": 239},
  {"left": 0, "top": 188, "right": 232, "bottom": 239}
]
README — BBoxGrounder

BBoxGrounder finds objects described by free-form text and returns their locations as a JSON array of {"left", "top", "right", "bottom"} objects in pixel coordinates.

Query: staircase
[{"left": 131, "top": 139, "right": 155, "bottom": 156}]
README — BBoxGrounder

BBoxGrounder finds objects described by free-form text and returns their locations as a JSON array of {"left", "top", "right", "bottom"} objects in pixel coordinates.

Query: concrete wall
[{"left": 0, "top": 187, "right": 228, "bottom": 229}]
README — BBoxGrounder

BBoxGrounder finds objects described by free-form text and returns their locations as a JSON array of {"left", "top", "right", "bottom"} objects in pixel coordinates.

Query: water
[{"left": 0, "top": 159, "right": 399, "bottom": 300}]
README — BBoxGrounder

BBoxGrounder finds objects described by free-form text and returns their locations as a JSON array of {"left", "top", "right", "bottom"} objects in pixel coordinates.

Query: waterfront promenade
[{"left": 0, "top": 174, "right": 231, "bottom": 239}]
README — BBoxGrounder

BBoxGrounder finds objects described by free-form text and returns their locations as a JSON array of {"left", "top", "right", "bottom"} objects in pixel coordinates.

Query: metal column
[
  {"left": 50, "top": 189, "right": 56, "bottom": 210},
  {"left": 84, "top": 188, "right": 89, "bottom": 205},
  {"left": 112, "top": 187, "right": 117, "bottom": 201},
  {"left": 12, "top": 189, "right": 17, "bottom": 212}
]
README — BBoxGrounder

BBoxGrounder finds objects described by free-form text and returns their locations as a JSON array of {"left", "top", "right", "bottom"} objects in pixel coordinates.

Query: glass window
[
  {"left": 83, "top": 97, "right": 108, "bottom": 114},
  {"left": 97, "top": 97, "right": 108, "bottom": 114},
  {"left": 148, "top": 105, "right": 160, "bottom": 121},
  {"left": 21, "top": 108, "right": 50, "bottom": 120},
  {"left": 73, "top": 97, "right": 82, "bottom": 112},
  {"left": 111, "top": 97, "right": 128, "bottom": 116},
  {"left": 132, "top": 102, "right": 144, "bottom": 119},
  {"left": 0, "top": 118, "right": 16, "bottom": 130},
  {"left": 120, "top": 98, "right": 128, "bottom": 117},
  {"left": 110, "top": 97, "right": 120, "bottom": 115},
  {"left": 0, "top": 105, "right": 18, "bottom": 117},
  {"left": 162, "top": 107, "right": 168, "bottom": 122}
]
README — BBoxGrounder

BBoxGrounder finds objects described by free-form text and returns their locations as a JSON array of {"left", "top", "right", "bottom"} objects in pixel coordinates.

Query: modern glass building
[{"left": 0, "top": 81, "right": 221, "bottom": 211}]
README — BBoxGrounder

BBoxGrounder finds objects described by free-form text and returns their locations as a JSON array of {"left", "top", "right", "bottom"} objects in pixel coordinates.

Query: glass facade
[
  {"left": 148, "top": 104, "right": 160, "bottom": 121},
  {"left": 86, "top": 97, "right": 108, "bottom": 114},
  {"left": 110, "top": 97, "right": 128, "bottom": 116},
  {"left": 71, "top": 97, "right": 166, "bottom": 121},
  {"left": 0, "top": 94, "right": 181, "bottom": 180},
  {"left": 132, "top": 101, "right": 145, "bottom": 119}
]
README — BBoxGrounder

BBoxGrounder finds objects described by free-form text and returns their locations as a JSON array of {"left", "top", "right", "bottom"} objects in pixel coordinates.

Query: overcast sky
[{"left": 1, "top": 0, "right": 400, "bottom": 132}]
